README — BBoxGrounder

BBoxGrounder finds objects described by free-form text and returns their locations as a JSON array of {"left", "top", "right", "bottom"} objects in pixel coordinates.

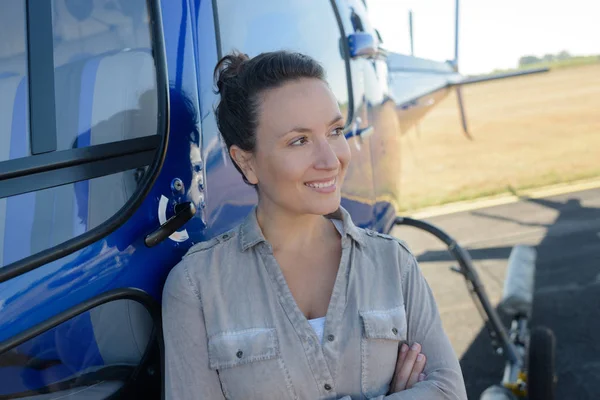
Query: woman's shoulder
[
  {"left": 358, "top": 227, "right": 414, "bottom": 257},
  {"left": 183, "top": 227, "right": 239, "bottom": 258},
  {"left": 353, "top": 226, "right": 419, "bottom": 278},
  {"left": 167, "top": 226, "right": 240, "bottom": 279},
  {"left": 163, "top": 226, "right": 242, "bottom": 303}
]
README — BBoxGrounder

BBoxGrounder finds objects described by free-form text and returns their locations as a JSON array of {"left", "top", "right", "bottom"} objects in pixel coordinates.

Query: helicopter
[{"left": 0, "top": 0, "right": 554, "bottom": 399}]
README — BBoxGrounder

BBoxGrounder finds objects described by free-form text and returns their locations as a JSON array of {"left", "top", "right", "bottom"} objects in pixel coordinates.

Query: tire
[{"left": 527, "top": 326, "right": 556, "bottom": 400}]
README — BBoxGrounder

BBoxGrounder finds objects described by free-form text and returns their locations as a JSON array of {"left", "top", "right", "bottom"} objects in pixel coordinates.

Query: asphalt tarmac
[{"left": 392, "top": 188, "right": 600, "bottom": 399}]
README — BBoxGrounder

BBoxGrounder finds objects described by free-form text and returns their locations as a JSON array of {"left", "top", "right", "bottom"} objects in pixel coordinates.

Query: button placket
[{"left": 259, "top": 249, "right": 336, "bottom": 395}]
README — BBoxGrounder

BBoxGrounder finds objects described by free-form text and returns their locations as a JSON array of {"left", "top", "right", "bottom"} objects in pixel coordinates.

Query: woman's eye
[
  {"left": 290, "top": 136, "right": 308, "bottom": 146},
  {"left": 332, "top": 127, "right": 344, "bottom": 137}
]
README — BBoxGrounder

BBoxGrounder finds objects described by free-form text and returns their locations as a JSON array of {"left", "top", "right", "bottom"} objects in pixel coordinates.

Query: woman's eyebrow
[{"left": 283, "top": 114, "right": 344, "bottom": 136}]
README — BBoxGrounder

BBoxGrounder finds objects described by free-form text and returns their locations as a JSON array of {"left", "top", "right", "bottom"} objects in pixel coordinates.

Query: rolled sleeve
[{"left": 372, "top": 248, "right": 468, "bottom": 400}]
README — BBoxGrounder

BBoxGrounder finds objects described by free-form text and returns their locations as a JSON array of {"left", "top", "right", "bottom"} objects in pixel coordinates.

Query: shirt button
[
  {"left": 324, "top": 384, "right": 332, "bottom": 391},
  {"left": 236, "top": 350, "right": 243, "bottom": 358},
  {"left": 327, "top": 334, "right": 335, "bottom": 342},
  {"left": 392, "top": 327, "right": 398, "bottom": 335}
]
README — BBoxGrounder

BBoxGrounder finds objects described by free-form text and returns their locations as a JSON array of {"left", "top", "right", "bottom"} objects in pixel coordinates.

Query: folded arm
[{"left": 373, "top": 247, "right": 468, "bottom": 400}]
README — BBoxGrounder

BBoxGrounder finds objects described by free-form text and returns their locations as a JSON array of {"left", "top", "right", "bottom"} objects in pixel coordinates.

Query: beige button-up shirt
[{"left": 162, "top": 206, "right": 467, "bottom": 400}]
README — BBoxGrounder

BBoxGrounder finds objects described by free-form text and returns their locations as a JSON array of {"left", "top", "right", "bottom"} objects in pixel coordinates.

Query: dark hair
[{"left": 213, "top": 50, "right": 326, "bottom": 185}]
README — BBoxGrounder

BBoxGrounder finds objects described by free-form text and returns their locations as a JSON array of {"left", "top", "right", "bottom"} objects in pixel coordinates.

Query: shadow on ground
[{"left": 417, "top": 196, "right": 600, "bottom": 399}]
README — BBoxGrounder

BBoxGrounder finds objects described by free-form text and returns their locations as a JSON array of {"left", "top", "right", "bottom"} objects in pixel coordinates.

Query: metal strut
[{"left": 393, "top": 217, "right": 522, "bottom": 366}]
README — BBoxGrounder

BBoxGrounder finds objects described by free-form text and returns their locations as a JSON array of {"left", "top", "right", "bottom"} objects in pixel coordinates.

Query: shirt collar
[{"left": 239, "top": 205, "right": 365, "bottom": 251}]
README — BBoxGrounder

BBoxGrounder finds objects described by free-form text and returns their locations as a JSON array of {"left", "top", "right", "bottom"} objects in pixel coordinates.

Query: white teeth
[{"left": 305, "top": 179, "right": 335, "bottom": 189}]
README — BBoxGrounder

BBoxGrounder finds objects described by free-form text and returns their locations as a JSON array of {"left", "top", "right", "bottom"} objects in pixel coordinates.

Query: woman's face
[{"left": 235, "top": 78, "right": 351, "bottom": 216}]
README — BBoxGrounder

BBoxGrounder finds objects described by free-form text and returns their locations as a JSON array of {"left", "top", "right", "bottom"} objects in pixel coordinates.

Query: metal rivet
[
  {"left": 392, "top": 328, "right": 398, "bottom": 335},
  {"left": 236, "top": 350, "right": 243, "bottom": 358},
  {"left": 324, "top": 384, "right": 332, "bottom": 391},
  {"left": 171, "top": 178, "right": 184, "bottom": 194},
  {"left": 327, "top": 334, "right": 335, "bottom": 342}
]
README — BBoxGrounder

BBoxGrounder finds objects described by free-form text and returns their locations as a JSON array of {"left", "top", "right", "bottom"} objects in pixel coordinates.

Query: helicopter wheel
[{"left": 527, "top": 326, "right": 556, "bottom": 400}]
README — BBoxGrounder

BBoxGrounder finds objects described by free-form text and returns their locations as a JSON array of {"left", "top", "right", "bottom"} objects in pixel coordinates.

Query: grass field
[
  {"left": 484, "top": 55, "right": 600, "bottom": 75},
  {"left": 398, "top": 63, "right": 600, "bottom": 212}
]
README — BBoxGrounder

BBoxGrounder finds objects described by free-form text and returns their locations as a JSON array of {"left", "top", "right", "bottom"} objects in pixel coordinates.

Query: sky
[{"left": 366, "top": 0, "right": 600, "bottom": 75}]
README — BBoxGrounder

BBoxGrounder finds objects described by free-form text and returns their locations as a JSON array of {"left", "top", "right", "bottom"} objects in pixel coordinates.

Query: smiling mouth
[{"left": 304, "top": 178, "right": 336, "bottom": 189}]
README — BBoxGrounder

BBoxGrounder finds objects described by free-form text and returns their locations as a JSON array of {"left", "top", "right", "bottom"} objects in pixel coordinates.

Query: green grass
[
  {"left": 398, "top": 168, "right": 600, "bottom": 213},
  {"left": 475, "top": 55, "right": 600, "bottom": 77}
]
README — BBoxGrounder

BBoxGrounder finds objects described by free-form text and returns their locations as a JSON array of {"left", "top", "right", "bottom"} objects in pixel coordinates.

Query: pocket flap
[
  {"left": 208, "top": 328, "right": 279, "bottom": 370},
  {"left": 360, "top": 306, "right": 407, "bottom": 340}
]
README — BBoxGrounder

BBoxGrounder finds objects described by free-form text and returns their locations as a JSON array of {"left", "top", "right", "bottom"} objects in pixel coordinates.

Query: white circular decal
[{"left": 158, "top": 195, "right": 189, "bottom": 242}]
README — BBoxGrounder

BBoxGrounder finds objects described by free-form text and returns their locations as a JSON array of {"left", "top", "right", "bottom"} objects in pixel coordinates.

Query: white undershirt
[{"left": 308, "top": 317, "right": 326, "bottom": 344}]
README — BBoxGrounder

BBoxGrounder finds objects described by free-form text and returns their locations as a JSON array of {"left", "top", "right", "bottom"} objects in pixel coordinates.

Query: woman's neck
[{"left": 255, "top": 201, "right": 334, "bottom": 253}]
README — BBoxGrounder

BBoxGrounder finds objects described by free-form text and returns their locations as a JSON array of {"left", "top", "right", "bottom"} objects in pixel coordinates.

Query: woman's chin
[{"left": 305, "top": 193, "right": 341, "bottom": 216}]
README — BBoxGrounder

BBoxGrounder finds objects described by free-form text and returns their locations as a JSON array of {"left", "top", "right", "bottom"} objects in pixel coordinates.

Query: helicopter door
[{"left": 0, "top": 0, "right": 168, "bottom": 398}]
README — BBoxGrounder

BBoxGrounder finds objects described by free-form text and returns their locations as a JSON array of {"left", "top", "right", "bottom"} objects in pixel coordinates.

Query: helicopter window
[
  {"left": 0, "top": 0, "right": 158, "bottom": 163},
  {"left": 0, "top": 168, "right": 144, "bottom": 268},
  {"left": 215, "top": 0, "right": 351, "bottom": 125},
  {"left": 0, "top": 298, "right": 156, "bottom": 399},
  {"left": 0, "top": 0, "right": 167, "bottom": 274}
]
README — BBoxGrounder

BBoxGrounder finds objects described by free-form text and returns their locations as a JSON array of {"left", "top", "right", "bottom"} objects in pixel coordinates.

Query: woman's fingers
[
  {"left": 406, "top": 353, "right": 427, "bottom": 388},
  {"left": 393, "top": 342, "right": 422, "bottom": 391},
  {"left": 389, "top": 343, "right": 409, "bottom": 392}
]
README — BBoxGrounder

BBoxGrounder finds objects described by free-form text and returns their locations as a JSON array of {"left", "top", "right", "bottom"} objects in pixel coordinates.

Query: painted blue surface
[
  {"left": 0, "top": 0, "right": 461, "bottom": 395},
  {"left": 347, "top": 32, "right": 376, "bottom": 58}
]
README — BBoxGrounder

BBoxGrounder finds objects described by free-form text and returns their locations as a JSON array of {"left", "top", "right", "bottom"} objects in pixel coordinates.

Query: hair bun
[{"left": 214, "top": 51, "right": 250, "bottom": 93}]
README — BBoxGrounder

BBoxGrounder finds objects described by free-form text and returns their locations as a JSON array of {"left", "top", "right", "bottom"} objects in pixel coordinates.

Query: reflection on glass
[
  {"left": 0, "top": 299, "right": 153, "bottom": 398},
  {"left": 0, "top": 0, "right": 158, "bottom": 163},
  {"left": 0, "top": 168, "right": 140, "bottom": 268},
  {"left": 216, "top": 0, "right": 350, "bottom": 120}
]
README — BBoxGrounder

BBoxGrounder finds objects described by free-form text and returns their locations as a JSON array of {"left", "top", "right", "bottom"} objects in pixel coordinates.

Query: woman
[{"left": 162, "top": 51, "right": 467, "bottom": 399}]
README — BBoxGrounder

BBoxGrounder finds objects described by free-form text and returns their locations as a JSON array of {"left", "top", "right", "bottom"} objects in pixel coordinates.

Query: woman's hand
[{"left": 389, "top": 342, "right": 427, "bottom": 393}]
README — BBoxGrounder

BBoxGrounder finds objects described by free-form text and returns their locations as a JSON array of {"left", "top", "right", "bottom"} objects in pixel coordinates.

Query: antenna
[
  {"left": 453, "top": 0, "right": 472, "bottom": 139},
  {"left": 409, "top": 9, "right": 415, "bottom": 56}
]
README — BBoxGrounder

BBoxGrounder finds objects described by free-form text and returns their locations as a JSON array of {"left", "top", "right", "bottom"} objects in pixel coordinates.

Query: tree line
[{"left": 519, "top": 51, "right": 586, "bottom": 67}]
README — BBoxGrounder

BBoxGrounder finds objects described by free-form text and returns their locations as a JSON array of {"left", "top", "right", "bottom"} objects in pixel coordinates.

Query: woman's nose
[{"left": 313, "top": 139, "right": 339, "bottom": 170}]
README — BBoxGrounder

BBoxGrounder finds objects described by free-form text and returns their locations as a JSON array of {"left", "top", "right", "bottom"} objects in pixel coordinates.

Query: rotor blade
[
  {"left": 455, "top": 86, "right": 472, "bottom": 140},
  {"left": 456, "top": 67, "right": 550, "bottom": 85}
]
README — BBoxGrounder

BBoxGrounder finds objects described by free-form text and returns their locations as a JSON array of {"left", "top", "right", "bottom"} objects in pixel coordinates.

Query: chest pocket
[
  {"left": 208, "top": 328, "right": 297, "bottom": 400},
  {"left": 359, "top": 306, "right": 407, "bottom": 398}
]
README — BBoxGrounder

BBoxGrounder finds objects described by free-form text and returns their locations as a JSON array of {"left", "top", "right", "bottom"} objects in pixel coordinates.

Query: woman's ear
[{"left": 229, "top": 145, "right": 259, "bottom": 185}]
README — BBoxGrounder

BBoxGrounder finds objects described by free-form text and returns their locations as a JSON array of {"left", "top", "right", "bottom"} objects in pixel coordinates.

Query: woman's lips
[{"left": 304, "top": 177, "right": 337, "bottom": 193}]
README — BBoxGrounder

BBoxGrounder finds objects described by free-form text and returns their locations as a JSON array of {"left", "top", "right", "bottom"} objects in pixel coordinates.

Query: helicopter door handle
[{"left": 145, "top": 201, "right": 196, "bottom": 247}]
